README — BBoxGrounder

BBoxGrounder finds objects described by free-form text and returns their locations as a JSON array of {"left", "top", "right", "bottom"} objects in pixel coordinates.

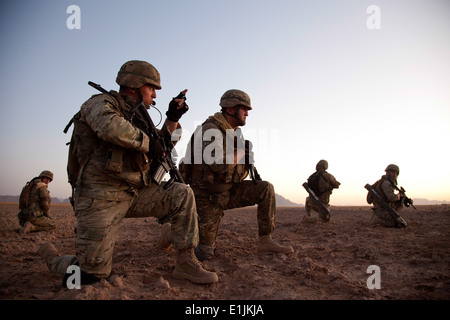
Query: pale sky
[{"left": 0, "top": 0, "right": 449, "bottom": 205}]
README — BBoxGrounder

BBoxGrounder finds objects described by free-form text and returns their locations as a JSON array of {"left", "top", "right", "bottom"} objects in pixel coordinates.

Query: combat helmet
[
  {"left": 316, "top": 160, "right": 328, "bottom": 171},
  {"left": 385, "top": 164, "right": 400, "bottom": 175},
  {"left": 220, "top": 89, "right": 252, "bottom": 110},
  {"left": 39, "top": 170, "right": 54, "bottom": 181},
  {"left": 116, "top": 60, "right": 161, "bottom": 90}
]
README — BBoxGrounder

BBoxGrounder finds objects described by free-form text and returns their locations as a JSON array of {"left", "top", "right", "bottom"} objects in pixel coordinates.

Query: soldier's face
[
  {"left": 139, "top": 85, "right": 157, "bottom": 107},
  {"left": 235, "top": 106, "right": 249, "bottom": 126},
  {"left": 42, "top": 177, "right": 52, "bottom": 185},
  {"left": 387, "top": 170, "right": 398, "bottom": 180}
]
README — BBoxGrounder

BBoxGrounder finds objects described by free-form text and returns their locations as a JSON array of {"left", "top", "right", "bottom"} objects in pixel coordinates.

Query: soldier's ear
[
  {"left": 225, "top": 107, "right": 236, "bottom": 116},
  {"left": 119, "top": 86, "right": 137, "bottom": 96}
]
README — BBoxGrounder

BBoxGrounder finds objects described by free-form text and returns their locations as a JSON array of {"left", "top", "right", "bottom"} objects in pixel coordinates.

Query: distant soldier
[
  {"left": 177, "top": 89, "right": 294, "bottom": 261},
  {"left": 303, "top": 160, "right": 340, "bottom": 223},
  {"left": 18, "top": 170, "right": 56, "bottom": 234},
  {"left": 367, "top": 164, "right": 408, "bottom": 228},
  {"left": 37, "top": 60, "right": 218, "bottom": 285}
]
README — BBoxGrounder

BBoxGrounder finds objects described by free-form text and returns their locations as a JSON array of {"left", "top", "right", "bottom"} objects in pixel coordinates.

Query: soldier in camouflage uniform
[
  {"left": 18, "top": 170, "right": 56, "bottom": 234},
  {"left": 38, "top": 60, "right": 218, "bottom": 285},
  {"left": 303, "top": 160, "right": 340, "bottom": 223},
  {"left": 368, "top": 164, "right": 407, "bottom": 228},
  {"left": 176, "top": 89, "right": 294, "bottom": 261}
]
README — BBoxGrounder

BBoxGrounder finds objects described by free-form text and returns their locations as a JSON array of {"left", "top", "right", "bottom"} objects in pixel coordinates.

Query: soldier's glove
[
  {"left": 166, "top": 92, "right": 189, "bottom": 122},
  {"left": 244, "top": 140, "right": 254, "bottom": 164},
  {"left": 149, "top": 140, "right": 165, "bottom": 160},
  {"left": 403, "top": 197, "right": 413, "bottom": 208}
]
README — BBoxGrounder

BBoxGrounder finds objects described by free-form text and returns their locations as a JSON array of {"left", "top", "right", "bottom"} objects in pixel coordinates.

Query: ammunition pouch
[{"left": 105, "top": 147, "right": 124, "bottom": 173}]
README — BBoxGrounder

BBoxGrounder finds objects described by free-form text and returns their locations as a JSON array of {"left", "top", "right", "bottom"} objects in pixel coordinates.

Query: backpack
[
  {"left": 64, "top": 111, "right": 97, "bottom": 204},
  {"left": 307, "top": 172, "right": 325, "bottom": 196},
  {"left": 63, "top": 92, "right": 124, "bottom": 201},
  {"left": 366, "top": 178, "right": 383, "bottom": 204},
  {"left": 19, "top": 178, "right": 39, "bottom": 209}
]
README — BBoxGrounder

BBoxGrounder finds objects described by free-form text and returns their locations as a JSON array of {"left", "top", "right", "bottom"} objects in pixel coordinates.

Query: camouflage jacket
[
  {"left": 183, "top": 112, "right": 249, "bottom": 193},
  {"left": 308, "top": 169, "right": 340, "bottom": 204},
  {"left": 71, "top": 91, "right": 179, "bottom": 200},
  {"left": 19, "top": 178, "right": 51, "bottom": 216},
  {"left": 378, "top": 175, "right": 401, "bottom": 203}
]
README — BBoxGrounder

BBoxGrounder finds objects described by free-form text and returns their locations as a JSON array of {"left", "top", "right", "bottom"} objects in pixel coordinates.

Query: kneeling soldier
[
  {"left": 303, "top": 160, "right": 340, "bottom": 223},
  {"left": 366, "top": 164, "right": 408, "bottom": 228},
  {"left": 38, "top": 60, "right": 217, "bottom": 285},
  {"left": 177, "top": 89, "right": 293, "bottom": 261},
  {"left": 18, "top": 170, "right": 56, "bottom": 234}
]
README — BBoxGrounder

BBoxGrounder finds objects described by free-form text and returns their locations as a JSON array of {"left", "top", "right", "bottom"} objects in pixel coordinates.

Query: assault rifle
[
  {"left": 249, "top": 165, "right": 262, "bottom": 184},
  {"left": 395, "top": 186, "right": 417, "bottom": 210},
  {"left": 364, "top": 184, "right": 402, "bottom": 219},
  {"left": 88, "top": 81, "right": 185, "bottom": 190},
  {"left": 244, "top": 140, "right": 261, "bottom": 184},
  {"left": 302, "top": 182, "right": 330, "bottom": 217}
]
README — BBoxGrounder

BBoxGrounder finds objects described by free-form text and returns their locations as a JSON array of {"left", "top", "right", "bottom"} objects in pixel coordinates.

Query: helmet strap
[
  {"left": 223, "top": 106, "right": 240, "bottom": 119},
  {"left": 120, "top": 86, "right": 142, "bottom": 106},
  {"left": 233, "top": 106, "right": 240, "bottom": 117}
]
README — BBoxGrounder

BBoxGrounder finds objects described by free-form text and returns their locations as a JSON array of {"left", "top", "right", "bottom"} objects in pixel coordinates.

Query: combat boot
[
  {"left": 395, "top": 217, "right": 408, "bottom": 228},
  {"left": 37, "top": 243, "right": 60, "bottom": 270},
  {"left": 158, "top": 224, "right": 173, "bottom": 249},
  {"left": 257, "top": 235, "right": 294, "bottom": 255},
  {"left": 19, "top": 221, "right": 36, "bottom": 235},
  {"left": 172, "top": 247, "right": 218, "bottom": 284}
]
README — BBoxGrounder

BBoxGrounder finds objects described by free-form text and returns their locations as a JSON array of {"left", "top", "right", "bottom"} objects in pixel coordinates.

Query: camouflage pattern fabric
[
  {"left": 17, "top": 179, "right": 55, "bottom": 231},
  {"left": 305, "top": 197, "right": 331, "bottom": 222},
  {"left": 50, "top": 182, "right": 199, "bottom": 279},
  {"left": 52, "top": 91, "right": 198, "bottom": 279},
  {"left": 372, "top": 179, "right": 406, "bottom": 227},
  {"left": 185, "top": 111, "right": 276, "bottom": 255},
  {"left": 193, "top": 180, "right": 276, "bottom": 249},
  {"left": 304, "top": 170, "right": 340, "bottom": 222}
]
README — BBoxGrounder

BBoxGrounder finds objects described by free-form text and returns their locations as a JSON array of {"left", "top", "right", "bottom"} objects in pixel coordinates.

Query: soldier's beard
[{"left": 235, "top": 116, "right": 246, "bottom": 126}]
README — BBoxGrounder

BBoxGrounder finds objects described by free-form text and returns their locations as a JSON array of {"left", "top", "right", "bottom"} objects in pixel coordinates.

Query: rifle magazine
[{"left": 152, "top": 161, "right": 170, "bottom": 185}]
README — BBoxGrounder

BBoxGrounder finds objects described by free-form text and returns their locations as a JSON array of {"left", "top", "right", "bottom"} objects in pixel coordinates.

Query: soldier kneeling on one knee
[{"left": 18, "top": 170, "right": 56, "bottom": 234}]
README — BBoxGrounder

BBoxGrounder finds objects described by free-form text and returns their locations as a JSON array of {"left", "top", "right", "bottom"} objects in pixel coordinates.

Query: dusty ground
[{"left": 0, "top": 202, "right": 449, "bottom": 300}]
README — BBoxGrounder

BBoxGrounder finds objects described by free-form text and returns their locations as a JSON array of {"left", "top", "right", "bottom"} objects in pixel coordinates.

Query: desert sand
[{"left": 0, "top": 202, "right": 449, "bottom": 300}]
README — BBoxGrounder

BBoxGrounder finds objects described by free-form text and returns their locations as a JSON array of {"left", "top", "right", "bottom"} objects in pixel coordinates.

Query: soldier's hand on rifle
[{"left": 166, "top": 89, "right": 189, "bottom": 122}]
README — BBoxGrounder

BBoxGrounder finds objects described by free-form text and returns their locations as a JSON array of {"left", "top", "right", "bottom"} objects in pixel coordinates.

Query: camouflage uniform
[
  {"left": 193, "top": 180, "right": 276, "bottom": 257},
  {"left": 181, "top": 90, "right": 292, "bottom": 260},
  {"left": 18, "top": 171, "right": 56, "bottom": 233},
  {"left": 304, "top": 160, "right": 340, "bottom": 222},
  {"left": 45, "top": 61, "right": 217, "bottom": 284},
  {"left": 371, "top": 175, "right": 407, "bottom": 228}
]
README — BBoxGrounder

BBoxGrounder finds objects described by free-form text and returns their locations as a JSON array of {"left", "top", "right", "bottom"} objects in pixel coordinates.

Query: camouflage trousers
[
  {"left": 18, "top": 211, "right": 56, "bottom": 231},
  {"left": 50, "top": 182, "right": 198, "bottom": 279},
  {"left": 372, "top": 202, "right": 407, "bottom": 228},
  {"left": 305, "top": 197, "right": 330, "bottom": 222},
  {"left": 193, "top": 180, "right": 276, "bottom": 259}
]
